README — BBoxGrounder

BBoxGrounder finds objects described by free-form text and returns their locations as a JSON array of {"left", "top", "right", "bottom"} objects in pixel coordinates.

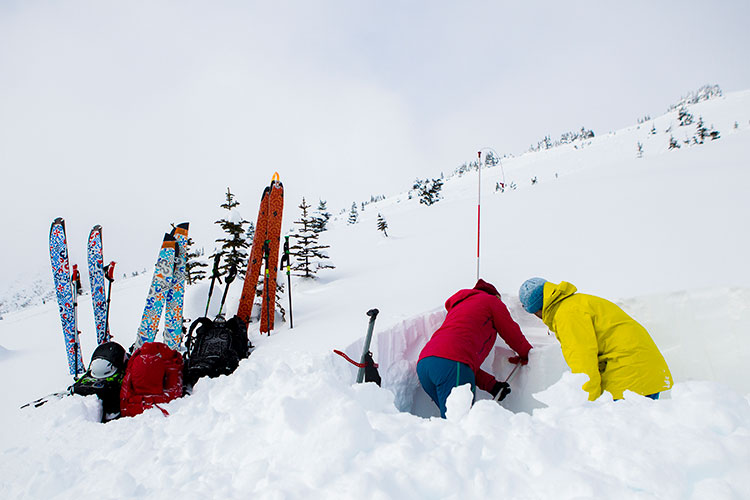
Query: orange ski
[{"left": 236, "top": 173, "right": 284, "bottom": 334}]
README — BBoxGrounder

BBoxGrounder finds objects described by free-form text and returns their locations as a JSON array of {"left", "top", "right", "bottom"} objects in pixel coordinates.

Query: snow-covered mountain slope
[{"left": 1, "top": 90, "right": 749, "bottom": 499}]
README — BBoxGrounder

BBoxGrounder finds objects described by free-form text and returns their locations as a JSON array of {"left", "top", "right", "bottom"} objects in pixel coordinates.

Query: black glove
[{"left": 490, "top": 381, "right": 511, "bottom": 401}]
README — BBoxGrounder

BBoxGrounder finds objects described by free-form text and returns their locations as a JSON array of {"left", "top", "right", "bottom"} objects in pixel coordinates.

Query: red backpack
[{"left": 120, "top": 342, "right": 183, "bottom": 417}]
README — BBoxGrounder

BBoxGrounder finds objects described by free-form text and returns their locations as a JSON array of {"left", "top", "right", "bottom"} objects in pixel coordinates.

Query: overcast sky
[{"left": 1, "top": 1, "right": 749, "bottom": 285}]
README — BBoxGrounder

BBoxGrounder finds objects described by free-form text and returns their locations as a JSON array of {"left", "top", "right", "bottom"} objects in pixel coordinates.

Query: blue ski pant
[{"left": 417, "top": 356, "right": 476, "bottom": 418}]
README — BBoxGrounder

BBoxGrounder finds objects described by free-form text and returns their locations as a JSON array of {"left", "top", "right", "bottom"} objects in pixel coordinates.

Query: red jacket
[
  {"left": 120, "top": 342, "right": 183, "bottom": 417},
  {"left": 418, "top": 289, "right": 532, "bottom": 392}
]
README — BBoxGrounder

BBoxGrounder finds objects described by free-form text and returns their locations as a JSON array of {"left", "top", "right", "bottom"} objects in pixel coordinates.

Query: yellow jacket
[{"left": 541, "top": 281, "right": 673, "bottom": 400}]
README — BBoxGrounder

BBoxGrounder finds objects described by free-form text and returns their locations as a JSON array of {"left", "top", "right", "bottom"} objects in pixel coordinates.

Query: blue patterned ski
[
  {"left": 49, "top": 218, "right": 85, "bottom": 376},
  {"left": 135, "top": 233, "right": 176, "bottom": 349},
  {"left": 163, "top": 222, "right": 189, "bottom": 349},
  {"left": 87, "top": 225, "right": 108, "bottom": 344}
]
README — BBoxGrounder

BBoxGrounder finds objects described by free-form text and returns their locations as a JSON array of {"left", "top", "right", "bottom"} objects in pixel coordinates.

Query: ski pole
[
  {"left": 205, "top": 253, "right": 222, "bottom": 317},
  {"left": 217, "top": 263, "right": 237, "bottom": 318},
  {"left": 71, "top": 264, "right": 83, "bottom": 377},
  {"left": 476, "top": 151, "right": 482, "bottom": 281},
  {"left": 492, "top": 363, "right": 521, "bottom": 402},
  {"left": 104, "top": 261, "right": 116, "bottom": 341},
  {"left": 281, "top": 235, "right": 293, "bottom": 329},
  {"left": 356, "top": 309, "right": 380, "bottom": 383}
]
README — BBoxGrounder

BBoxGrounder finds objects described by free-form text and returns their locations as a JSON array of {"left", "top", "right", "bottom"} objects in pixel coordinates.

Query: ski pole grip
[{"left": 367, "top": 308, "right": 379, "bottom": 320}]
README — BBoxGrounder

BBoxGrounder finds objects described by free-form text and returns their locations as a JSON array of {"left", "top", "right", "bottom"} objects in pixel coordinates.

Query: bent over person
[
  {"left": 519, "top": 278, "right": 673, "bottom": 401},
  {"left": 417, "top": 279, "right": 533, "bottom": 417}
]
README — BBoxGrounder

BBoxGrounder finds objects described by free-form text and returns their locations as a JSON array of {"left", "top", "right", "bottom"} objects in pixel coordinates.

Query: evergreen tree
[
  {"left": 289, "top": 198, "right": 334, "bottom": 278},
  {"left": 483, "top": 151, "right": 500, "bottom": 167},
  {"left": 414, "top": 178, "right": 443, "bottom": 206},
  {"left": 185, "top": 237, "right": 207, "bottom": 285},
  {"left": 376, "top": 213, "right": 389, "bottom": 237},
  {"left": 637, "top": 142, "right": 644, "bottom": 158},
  {"left": 678, "top": 107, "right": 694, "bottom": 127},
  {"left": 696, "top": 116, "right": 708, "bottom": 144},
  {"left": 214, "top": 187, "right": 250, "bottom": 278},
  {"left": 668, "top": 135, "right": 681, "bottom": 150},
  {"left": 348, "top": 202, "right": 359, "bottom": 224},
  {"left": 313, "top": 200, "right": 331, "bottom": 233}
]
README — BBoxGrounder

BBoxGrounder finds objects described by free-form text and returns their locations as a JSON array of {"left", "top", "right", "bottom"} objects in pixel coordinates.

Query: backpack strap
[{"left": 186, "top": 317, "right": 213, "bottom": 354}]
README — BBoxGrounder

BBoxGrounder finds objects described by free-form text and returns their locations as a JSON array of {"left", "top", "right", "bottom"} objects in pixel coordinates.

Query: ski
[
  {"left": 260, "top": 174, "right": 284, "bottom": 334},
  {"left": 236, "top": 173, "right": 285, "bottom": 334},
  {"left": 87, "top": 225, "right": 108, "bottom": 344},
  {"left": 163, "top": 222, "right": 189, "bottom": 349},
  {"left": 237, "top": 185, "right": 271, "bottom": 327},
  {"left": 135, "top": 233, "right": 177, "bottom": 349},
  {"left": 49, "top": 218, "right": 85, "bottom": 376}
]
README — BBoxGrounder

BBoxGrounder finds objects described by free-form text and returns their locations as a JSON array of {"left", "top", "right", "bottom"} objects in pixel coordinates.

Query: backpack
[
  {"left": 72, "top": 341, "right": 128, "bottom": 422},
  {"left": 120, "top": 342, "right": 183, "bottom": 417},
  {"left": 184, "top": 315, "right": 249, "bottom": 388}
]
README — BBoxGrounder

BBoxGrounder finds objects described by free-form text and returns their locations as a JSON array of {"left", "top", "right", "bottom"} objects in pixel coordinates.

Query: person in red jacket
[{"left": 417, "top": 279, "right": 532, "bottom": 417}]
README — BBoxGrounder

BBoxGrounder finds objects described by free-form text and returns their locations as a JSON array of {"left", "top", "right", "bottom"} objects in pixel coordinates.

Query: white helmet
[{"left": 90, "top": 358, "right": 117, "bottom": 379}]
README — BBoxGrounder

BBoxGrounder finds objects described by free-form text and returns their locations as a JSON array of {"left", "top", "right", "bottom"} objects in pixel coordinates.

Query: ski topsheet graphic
[
  {"left": 49, "top": 218, "right": 85, "bottom": 376},
  {"left": 87, "top": 225, "right": 108, "bottom": 345},
  {"left": 237, "top": 186, "right": 270, "bottom": 327},
  {"left": 237, "top": 173, "right": 284, "bottom": 333},
  {"left": 135, "top": 233, "right": 177, "bottom": 349},
  {"left": 163, "top": 222, "right": 189, "bottom": 349}
]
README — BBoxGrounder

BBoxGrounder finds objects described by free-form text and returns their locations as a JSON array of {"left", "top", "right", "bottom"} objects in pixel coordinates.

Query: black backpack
[
  {"left": 72, "top": 341, "right": 128, "bottom": 422},
  {"left": 184, "top": 315, "right": 250, "bottom": 387}
]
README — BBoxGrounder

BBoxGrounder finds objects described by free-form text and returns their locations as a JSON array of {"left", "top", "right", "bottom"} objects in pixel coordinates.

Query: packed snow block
[{"left": 378, "top": 308, "right": 448, "bottom": 417}]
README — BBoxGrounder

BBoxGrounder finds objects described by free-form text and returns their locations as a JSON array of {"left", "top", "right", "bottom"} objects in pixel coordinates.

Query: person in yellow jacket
[{"left": 518, "top": 278, "right": 673, "bottom": 400}]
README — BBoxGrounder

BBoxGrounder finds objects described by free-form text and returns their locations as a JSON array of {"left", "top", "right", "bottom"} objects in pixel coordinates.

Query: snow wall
[{"left": 341, "top": 287, "right": 750, "bottom": 418}]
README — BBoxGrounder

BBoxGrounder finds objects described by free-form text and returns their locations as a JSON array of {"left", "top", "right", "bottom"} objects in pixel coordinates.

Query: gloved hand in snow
[
  {"left": 491, "top": 381, "right": 511, "bottom": 401},
  {"left": 508, "top": 355, "right": 529, "bottom": 365}
]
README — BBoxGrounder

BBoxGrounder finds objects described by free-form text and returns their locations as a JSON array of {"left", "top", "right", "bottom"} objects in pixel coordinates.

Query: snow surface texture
[{"left": 2, "top": 91, "right": 750, "bottom": 499}]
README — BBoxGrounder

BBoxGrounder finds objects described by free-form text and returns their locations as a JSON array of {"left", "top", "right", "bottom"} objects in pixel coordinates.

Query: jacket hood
[
  {"left": 541, "top": 281, "right": 578, "bottom": 327},
  {"left": 445, "top": 289, "right": 482, "bottom": 311}
]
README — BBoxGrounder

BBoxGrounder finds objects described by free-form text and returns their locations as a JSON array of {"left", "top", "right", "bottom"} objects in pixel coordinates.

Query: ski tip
[
  {"left": 272, "top": 172, "right": 280, "bottom": 182},
  {"left": 51, "top": 217, "right": 65, "bottom": 230},
  {"left": 174, "top": 222, "right": 189, "bottom": 236},
  {"left": 162, "top": 233, "right": 177, "bottom": 248},
  {"left": 90, "top": 224, "right": 102, "bottom": 233}
]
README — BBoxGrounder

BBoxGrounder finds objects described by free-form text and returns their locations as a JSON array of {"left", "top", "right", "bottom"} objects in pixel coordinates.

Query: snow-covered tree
[
  {"left": 678, "top": 108, "right": 694, "bottom": 127},
  {"left": 414, "top": 178, "right": 443, "bottom": 206},
  {"left": 696, "top": 116, "right": 708, "bottom": 144},
  {"left": 313, "top": 200, "right": 331, "bottom": 233},
  {"left": 214, "top": 187, "right": 249, "bottom": 278},
  {"left": 185, "top": 237, "right": 207, "bottom": 284},
  {"left": 348, "top": 202, "right": 359, "bottom": 224},
  {"left": 377, "top": 213, "right": 388, "bottom": 237},
  {"left": 289, "top": 198, "right": 335, "bottom": 278}
]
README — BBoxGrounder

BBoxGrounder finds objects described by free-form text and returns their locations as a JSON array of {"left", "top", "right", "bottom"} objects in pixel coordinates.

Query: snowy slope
[{"left": 1, "top": 90, "right": 750, "bottom": 499}]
